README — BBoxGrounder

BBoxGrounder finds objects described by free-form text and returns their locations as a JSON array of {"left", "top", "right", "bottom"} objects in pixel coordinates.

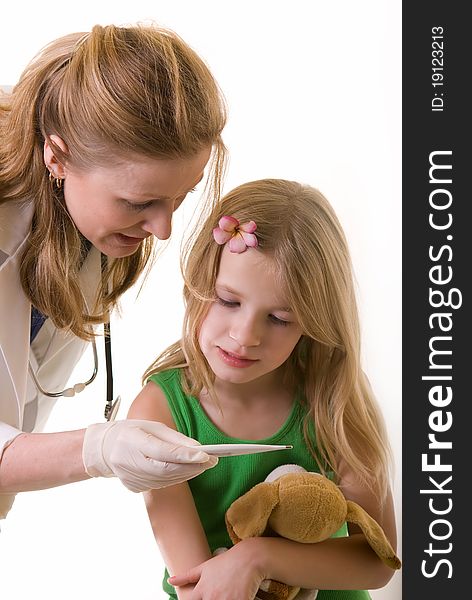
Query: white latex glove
[{"left": 82, "top": 419, "right": 218, "bottom": 492}]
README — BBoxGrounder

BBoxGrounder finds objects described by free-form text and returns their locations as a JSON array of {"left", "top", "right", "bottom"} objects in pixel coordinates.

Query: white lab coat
[{"left": 0, "top": 199, "right": 101, "bottom": 518}]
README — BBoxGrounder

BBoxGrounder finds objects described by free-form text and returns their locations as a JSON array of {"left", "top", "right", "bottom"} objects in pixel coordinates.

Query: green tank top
[{"left": 149, "top": 369, "right": 371, "bottom": 600}]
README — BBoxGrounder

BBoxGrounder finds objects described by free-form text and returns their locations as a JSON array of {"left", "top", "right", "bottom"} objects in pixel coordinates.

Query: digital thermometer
[{"left": 197, "top": 443, "right": 293, "bottom": 457}]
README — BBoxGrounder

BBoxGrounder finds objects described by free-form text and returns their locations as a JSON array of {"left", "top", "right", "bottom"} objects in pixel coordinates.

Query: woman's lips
[
  {"left": 217, "top": 347, "right": 258, "bottom": 368},
  {"left": 114, "top": 233, "right": 146, "bottom": 246}
]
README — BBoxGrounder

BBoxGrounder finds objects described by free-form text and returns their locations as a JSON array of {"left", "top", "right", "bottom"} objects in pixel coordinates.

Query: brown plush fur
[{"left": 225, "top": 470, "right": 401, "bottom": 600}]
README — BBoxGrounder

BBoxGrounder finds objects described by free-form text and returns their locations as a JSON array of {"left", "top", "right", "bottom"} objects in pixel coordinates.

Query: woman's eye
[
  {"left": 123, "top": 199, "right": 154, "bottom": 211},
  {"left": 269, "top": 314, "right": 290, "bottom": 326},
  {"left": 216, "top": 296, "right": 239, "bottom": 308}
]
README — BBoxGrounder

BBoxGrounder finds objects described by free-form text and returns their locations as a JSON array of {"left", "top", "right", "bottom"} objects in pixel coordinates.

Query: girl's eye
[
  {"left": 216, "top": 296, "right": 239, "bottom": 308},
  {"left": 269, "top": 314, "right": 290, "bottom": 327}
]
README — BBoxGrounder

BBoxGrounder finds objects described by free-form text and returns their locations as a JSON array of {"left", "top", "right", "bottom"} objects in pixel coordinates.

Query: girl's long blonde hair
[
  {"left": 0, "top": 23, "right": 227, "bottom": 339},
  {"left": 145, "top": 179, "right": 391, "bottom": 499}
]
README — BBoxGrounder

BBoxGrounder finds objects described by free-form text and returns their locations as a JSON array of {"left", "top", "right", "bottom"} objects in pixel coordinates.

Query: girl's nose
[{"left": 229, "top": 315, "right": 261, "bottom": 348}]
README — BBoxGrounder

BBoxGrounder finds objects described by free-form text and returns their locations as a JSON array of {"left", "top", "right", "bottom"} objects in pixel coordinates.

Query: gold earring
[{"left": 48, "top": 170, "right": 63, "bottom": 189}]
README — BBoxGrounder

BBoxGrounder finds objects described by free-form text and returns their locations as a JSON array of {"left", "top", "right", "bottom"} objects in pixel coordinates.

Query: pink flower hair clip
[{"left": 212, "top": 215, "right": 258, "bottom": 253}]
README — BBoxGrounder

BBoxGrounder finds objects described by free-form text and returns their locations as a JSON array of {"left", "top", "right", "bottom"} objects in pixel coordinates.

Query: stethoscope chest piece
[{"left": 104, "top": 395, "right": 121, "bottom": 422}]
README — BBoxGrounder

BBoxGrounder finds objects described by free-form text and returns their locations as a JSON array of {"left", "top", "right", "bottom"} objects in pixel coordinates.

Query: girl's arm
[
  {"left": 128, "top": 382, "right": 213, "bottom": 600},
  {"left": 253, "top": 501, "right": 396, "bottom": 591},
  {"left": 170, "top": 463, "right": 398, "bottom": 594},
  {"left": 258, "top": 460, "right": 398, "bottom": 590}
]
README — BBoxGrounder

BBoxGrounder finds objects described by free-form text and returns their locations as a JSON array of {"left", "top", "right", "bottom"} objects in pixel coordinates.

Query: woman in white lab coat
[{"left": 0, "top": 23, "right": 225, "bottom": 519}]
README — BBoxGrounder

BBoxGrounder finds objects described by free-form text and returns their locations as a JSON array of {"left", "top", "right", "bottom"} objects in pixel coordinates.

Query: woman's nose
[{"left": 142, "top": 204, "right": 173, "bottom": 240}]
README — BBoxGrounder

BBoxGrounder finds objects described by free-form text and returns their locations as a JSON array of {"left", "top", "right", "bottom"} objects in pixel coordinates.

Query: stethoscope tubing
[
  {"left": 28, "top": 335, "right": 99, "bottom": 398},
  {"left": 28, "top": 324, "right": 120, "bottom": 420}
]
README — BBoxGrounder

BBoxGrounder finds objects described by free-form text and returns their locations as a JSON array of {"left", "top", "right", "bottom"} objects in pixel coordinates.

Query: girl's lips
[{"left": 217, "top": 347, "right": 258, "bottom": 368}]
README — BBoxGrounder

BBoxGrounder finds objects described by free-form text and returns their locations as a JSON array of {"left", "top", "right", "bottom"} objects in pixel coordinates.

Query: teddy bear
[{"left": 223, "top": 464, "right": 401, "bottom": 600}]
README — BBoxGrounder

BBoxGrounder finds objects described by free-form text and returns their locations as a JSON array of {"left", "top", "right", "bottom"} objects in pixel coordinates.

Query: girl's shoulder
[
  {"left": 128, "top": 369, "right": 184, "bottom": 429},
  {"left": 143, "top": 368, "right": 195, "bottom": 436},
  {"left": 147, "top": 367, "right": 185, "bottom": 392}
]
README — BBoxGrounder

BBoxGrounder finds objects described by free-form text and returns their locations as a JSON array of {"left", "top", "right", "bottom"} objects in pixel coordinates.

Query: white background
[{"left": 0, "top": 1, "right": 401, "bottom": 599}]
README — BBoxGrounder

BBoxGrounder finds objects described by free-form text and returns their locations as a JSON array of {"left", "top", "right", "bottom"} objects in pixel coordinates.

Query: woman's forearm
[
  {"left": 0, "top": 430, "right": 89, "bottom": 492},
  {"left": 253, "top": 534, "right": 395, "bottom": 591}
]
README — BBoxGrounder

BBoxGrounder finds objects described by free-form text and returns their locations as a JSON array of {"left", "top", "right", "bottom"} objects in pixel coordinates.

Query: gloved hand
[{"left": 82, "top": 419, "right": 218, "bottom": 492}]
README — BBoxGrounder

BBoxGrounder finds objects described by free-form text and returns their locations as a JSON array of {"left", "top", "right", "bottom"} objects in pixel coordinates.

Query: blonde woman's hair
[
  {"left": 145, "top": 179, "right": 391, "bottom": 499},
  {"left": 0, "top": 23, "right": 227, "bottom": 338}
]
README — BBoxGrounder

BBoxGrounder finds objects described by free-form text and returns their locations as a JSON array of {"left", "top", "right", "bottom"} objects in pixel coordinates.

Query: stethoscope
[
  {"left": 28, "top": 321, "right": 121, "bottom": 421},
  {"left": 28, "top": 254, "right": 121, "bottom": 421}
]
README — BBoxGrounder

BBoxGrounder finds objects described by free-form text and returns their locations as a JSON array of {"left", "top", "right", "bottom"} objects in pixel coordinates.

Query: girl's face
[
  {"left": 49, "top": 143, "right": 210, "bottom": 258},
  {"left": 199, "top": 246, "right": 303, "bottom": 386}
]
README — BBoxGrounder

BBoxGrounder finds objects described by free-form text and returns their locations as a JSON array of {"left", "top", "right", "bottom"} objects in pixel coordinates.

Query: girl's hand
[{"left": 168, "top": 539, "right": 266, "bottom": 600}]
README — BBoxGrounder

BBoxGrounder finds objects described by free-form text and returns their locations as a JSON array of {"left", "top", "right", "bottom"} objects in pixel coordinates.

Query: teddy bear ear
[
  {"left": 225, "top": 481, "right": 280, "bottom": 543},
  {"left": 345, "top": 501, "right": 402, "bottom": 570}
]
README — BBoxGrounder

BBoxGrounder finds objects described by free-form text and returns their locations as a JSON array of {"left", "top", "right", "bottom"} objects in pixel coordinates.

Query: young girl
[{"left": 128, "top": 179, "right": 398, "bottom": 599}]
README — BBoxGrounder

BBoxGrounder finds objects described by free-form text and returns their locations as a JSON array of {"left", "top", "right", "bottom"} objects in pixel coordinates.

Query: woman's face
[{"left": 46, "top": 141, "right": 211, "bottom": 258}]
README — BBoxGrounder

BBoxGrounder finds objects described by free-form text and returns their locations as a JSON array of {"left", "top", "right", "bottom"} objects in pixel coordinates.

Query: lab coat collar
[
  {"left": 0, "top": 201, "right": 101, "bottom": 428},
  {"left": 0, "top": 200, "right": 33, "bottom": 256},
  {"left": 0, "top": 201, "right": 34, "bottom": 427}
]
